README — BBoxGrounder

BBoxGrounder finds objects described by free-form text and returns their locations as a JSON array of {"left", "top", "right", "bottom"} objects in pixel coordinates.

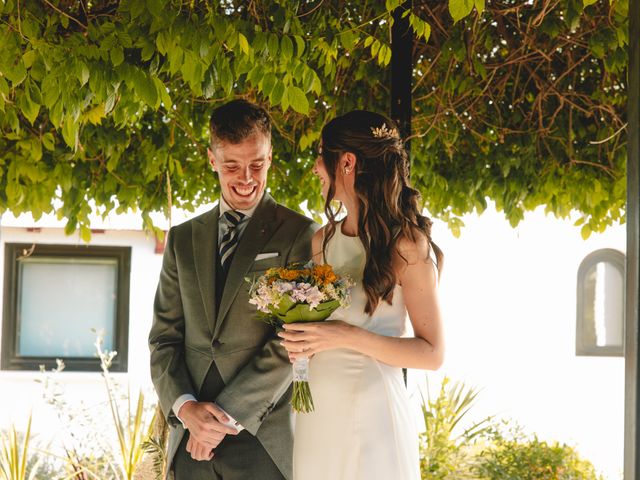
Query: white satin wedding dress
[{"left": 293, "top": 222, "right": 420, "bottom": 480}]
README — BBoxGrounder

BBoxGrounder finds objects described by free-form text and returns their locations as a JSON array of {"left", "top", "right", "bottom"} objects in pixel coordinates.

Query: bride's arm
[{"left": 279, "top": 234, "right": 444, "bottom": 371}]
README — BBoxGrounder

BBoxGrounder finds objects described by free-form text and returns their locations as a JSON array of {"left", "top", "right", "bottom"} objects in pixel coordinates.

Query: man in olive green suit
[{"left": 149, "top": 100, "right": 317, "bottom": 479}]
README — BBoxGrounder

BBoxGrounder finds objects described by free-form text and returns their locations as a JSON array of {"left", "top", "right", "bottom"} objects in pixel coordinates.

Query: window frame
[
  {"left": 1, "top": 243, "right": 131, "bottom": 372},
  {"left": 576, "top": 248, "right": 626, "bottom": 357}
]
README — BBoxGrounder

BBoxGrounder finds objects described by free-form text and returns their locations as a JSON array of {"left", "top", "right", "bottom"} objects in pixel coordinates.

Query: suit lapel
[
  {"left": 193, "top": 205, "right": 219, "bottom": 336},
  {"left": 214, "top": 194, "right": 280, "bottom": 338}
]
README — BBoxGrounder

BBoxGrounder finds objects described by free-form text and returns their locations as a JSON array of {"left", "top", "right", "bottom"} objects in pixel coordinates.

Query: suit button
[{"left": 212, "top": 339, "right": 222, "bottom": 348}]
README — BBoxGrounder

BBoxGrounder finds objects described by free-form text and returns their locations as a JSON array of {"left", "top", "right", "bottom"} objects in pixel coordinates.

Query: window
[
  {"left": 576, "top": 248, "right": 625, "bottom": 357},
  {"left": 2, "top": 244, "right": 131, "bottom": 371}
]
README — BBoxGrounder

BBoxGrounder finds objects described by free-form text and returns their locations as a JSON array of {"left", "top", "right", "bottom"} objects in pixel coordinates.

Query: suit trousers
[{"left": 172, "top": 358, "right": 285, "bottom": 479}]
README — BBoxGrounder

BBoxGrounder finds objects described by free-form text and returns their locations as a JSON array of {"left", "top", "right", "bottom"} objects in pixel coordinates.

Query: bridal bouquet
[{"left": 248, "top": 262, "right": 354, "bottom": 412}]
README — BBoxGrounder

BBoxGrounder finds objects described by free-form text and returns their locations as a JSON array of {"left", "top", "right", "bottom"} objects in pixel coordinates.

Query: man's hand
[
  {"left": 178, "top": 401, "right": 239, "bottom": 450},
  {"left": 186, "top": 435, "right": 215, "bottom": 461}
]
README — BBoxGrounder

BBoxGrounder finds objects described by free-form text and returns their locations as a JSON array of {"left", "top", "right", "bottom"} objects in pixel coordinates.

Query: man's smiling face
[{"left": 208, "top": 133, "right": 272, "bottom": 210}]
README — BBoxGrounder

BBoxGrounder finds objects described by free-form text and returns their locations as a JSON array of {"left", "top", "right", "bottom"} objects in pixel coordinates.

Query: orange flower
[
  {"left": 277, "top": 267, "right": 311, "bottom": 281},
  {"left": 312, "top": 264, "right": 338, "bottom": 285}
]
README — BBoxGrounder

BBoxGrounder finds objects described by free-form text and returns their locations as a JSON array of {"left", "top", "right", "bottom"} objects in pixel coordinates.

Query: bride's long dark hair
[{"left": 320, "top": 110, "right": 443, "bottom": 315}]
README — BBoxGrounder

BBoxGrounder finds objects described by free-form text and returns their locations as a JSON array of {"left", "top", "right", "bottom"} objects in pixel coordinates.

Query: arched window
[{"left": 576, "top": 248, "right": 625, "bottom": 357}]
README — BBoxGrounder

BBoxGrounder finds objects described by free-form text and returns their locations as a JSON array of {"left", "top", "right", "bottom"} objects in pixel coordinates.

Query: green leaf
[
  {"left": 268, "top": 33, "right": 279, "bottom": 57},
  {"left": 22, "top": 50, "right": 38, "bottom": 68},
  {"left": 130, "top": 0, "right": 145, "bottom": 19},
  {"left": 270, "top": 80, "right": 284, "bottom": 105},
  {"left": 474, "top": 0, "right": 485, "bottom": 15},
  {"left": 583, "top": 0, "right": 598, "bottom": 6},
  {"left": 61, "top": 116, "right": 79, "bottom": 150},
  {"left": 133, "top": 71, "right": 158, "bottom": 108},
  {"left": 0, "top": 76, "right": 8, "bottom": 95},
  {"left": 19, "top": 88, "right": 40, "bottom": 124},
  {"left": 287, "top": 86, "right": 309, "bottom": 115},
  {"left": 260, "top": 73, "right": 277, "bottom": 97},
  {"left": 449, "top": 0, "right": 475, "bottom": 22},
  {"left": 238, "top": 33, "right": 250, "bottom": 55},
  {"left": 153, "top": 77, "right": 172, "bottom": 109},
  {"left": 105, "top": 89, "right": 117, "bottom": 114},
  {"left": 84, "top": 104, "right": 105, "bottom": 125},
  {"left": 76, "top": 61, "right": 90, "bottom": 86},
  {"left": 146, "top": 0, "right": 165, "bottom": 18},
  {"left": 281, "top": 35, "right": 294, "bottom": 61},
  {"left": 42, "top": 132, "right": 55, "bottom": 151},
  {"left": 4, "top": 58, "right": 27, "bottom": 85},
  {"left": 219, "top": 62, "right": 233, "bottom": 96},
  {"left": 294, "top": 35, "right": 305, "bottom": 56},
  {"left": 80, "top": 225, "right": 92, "bottom": 243},
  {"left": 370, "top": 39, "right": 381, "bottom": 58},
  {"left": 111, "top": 47, "right": 124, "bottom": 67}
]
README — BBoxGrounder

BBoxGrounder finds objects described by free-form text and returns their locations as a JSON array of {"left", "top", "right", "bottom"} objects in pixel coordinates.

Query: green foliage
[
  {"left": 413, "top": 1, "right": 628, "bottom": 236},
  {"left": 0, "top": 415, "right": 39, "bottom": 480},
  {"left": 420, "top": 377, "right": 493, "bottom": 479},
  {"left": 0, "top": 1, "right": 628, "bottom": 237},
  {"left": 95, "top": 336, "right": 155, "bottom": 480},
  {"left": 474, "top": 427, "right": 604, "bottom": 480},
  {"left": 419, "top": 378, "right": 605, "bottom": 480}
]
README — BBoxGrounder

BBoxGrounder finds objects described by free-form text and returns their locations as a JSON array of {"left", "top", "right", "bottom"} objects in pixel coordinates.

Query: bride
[{"left": 279, "top": 110, "right": 445, "bottom": 479}]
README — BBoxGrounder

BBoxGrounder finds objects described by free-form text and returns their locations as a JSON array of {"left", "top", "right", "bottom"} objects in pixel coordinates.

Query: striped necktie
[{"left": 219, "top": 210, "right": 245, "bottom": 271}]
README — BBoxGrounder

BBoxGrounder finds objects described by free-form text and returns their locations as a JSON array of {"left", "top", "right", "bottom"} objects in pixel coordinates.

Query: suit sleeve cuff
[
  {"left": 173, "top": 394, "right": 197, "bottom": 428},
  {"left": 215, "top": 403, "right": 245, "bottom": 432}
]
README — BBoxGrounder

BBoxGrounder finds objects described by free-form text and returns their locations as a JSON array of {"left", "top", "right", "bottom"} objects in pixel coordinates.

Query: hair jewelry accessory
[{"left": 371, "top": 123, "right": 399, "bottom": 139}]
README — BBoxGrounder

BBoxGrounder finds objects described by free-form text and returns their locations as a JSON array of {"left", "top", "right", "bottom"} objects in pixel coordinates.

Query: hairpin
[{"left": 371, "top": 123, "right": 399, "bottom": 139}]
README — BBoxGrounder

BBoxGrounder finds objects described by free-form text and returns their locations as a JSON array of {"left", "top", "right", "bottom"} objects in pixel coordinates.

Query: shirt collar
[{"left": 218, "top": 194, "right": 261, "bottom": 219}]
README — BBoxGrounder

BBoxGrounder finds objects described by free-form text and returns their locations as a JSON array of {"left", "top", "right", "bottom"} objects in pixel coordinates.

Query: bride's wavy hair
[{"left": 320, "top": 110, "right": 443, "bottom": 314}]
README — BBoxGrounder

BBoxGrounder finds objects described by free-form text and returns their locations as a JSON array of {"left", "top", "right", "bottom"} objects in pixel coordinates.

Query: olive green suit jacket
[{"left": 149, "top": 193, "right": 317, "bottom": 479}]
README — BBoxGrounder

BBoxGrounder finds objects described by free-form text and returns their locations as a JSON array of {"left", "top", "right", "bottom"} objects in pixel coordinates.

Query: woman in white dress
[{"left": 279, "top": 110, "right": 445, "bottom": 480}]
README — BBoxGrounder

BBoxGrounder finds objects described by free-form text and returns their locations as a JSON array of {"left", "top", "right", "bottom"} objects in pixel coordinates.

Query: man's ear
[{"left": 207, "top": 148, "right": 217, "bottom": 171}]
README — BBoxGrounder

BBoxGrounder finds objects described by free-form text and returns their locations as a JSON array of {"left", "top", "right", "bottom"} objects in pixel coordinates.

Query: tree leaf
[
  {"left": 133, "top": 71, "right": 158, "bottom": 108},
  {"left": 238, "top": 33, "right": 250, "bottom": 55},
  {"left": 4, "top": 58, "right": 27, "bottom": 85},
  {"left": 281, "top": 35, "right": 294, "bottom": 61},
  {"left": 42, "top": 132, "right": 55, "bottom": 151},
  {"left": 449, "top": 0, "right": 475, "bottom": 22},
  {"left": 270, "top": 80, "right": 284, "bottom": 105},
  {"left": 294, "top": 35, "right": 305, "bottom": 56},
  {"left": 261, "top": 73, "right": 277, "bottom": 97},
  {"left": 19, "top": 87, "right": 40, "bottom": 124},
  {"left": 111, "top": 47, "right": 124, "bottom": 67},
  {"left": 584, "top": 0, "right": 598, "bottom": 6},
  {"left": 61, "top": 116, "right": 79, "bottom": 150},
  {"left": 287, "top": 86, "right": 309, "bottom": 115},
  {"left": 84, "top": 104, "right": 106, "bottom": 125}
]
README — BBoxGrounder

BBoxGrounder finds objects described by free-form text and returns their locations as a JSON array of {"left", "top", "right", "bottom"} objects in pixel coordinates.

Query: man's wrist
[{"left": 173, "top": 394, "right": 197, "bottom": 427}]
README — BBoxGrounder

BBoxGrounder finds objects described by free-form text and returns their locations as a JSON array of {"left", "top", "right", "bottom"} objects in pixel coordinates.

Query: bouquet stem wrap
[{"left": 291, "top": 356, "right": 313, "bottom": 413}]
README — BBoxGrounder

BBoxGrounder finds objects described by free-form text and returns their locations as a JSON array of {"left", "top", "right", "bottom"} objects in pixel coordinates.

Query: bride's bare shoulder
[{"left": 394, "top": 230, "right": 431, "bottom": 266}]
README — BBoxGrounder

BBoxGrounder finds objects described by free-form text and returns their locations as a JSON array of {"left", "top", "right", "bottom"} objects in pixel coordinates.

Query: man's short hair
[{"left": 209, "top": 99, "right": 271, "bottom": 148}]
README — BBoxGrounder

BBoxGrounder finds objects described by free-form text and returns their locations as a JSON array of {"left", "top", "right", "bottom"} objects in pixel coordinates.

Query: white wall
[{"left": 0, "top": 204, "right": 626, "bottom": 479}]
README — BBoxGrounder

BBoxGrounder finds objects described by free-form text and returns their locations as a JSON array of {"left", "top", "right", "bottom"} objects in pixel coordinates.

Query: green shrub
[
  {"left": 420, "top": 377, "right": 493, "bottom": 479},
  {"left": 473, "top": 429, "right": 604, "bottom": 480},
  {"left": 419, "top": 379, "right": 604, "bottom": 480}
]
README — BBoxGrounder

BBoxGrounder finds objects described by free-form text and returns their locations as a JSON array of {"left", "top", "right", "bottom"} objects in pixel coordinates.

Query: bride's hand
[{"left": 278, "top": 320, "right": 355, "bottom": 361}]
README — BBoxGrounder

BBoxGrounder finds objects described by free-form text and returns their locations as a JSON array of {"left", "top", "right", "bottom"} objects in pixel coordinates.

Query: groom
[{"left": 149, "top": 99, "right": 317, "bottom": 479}]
